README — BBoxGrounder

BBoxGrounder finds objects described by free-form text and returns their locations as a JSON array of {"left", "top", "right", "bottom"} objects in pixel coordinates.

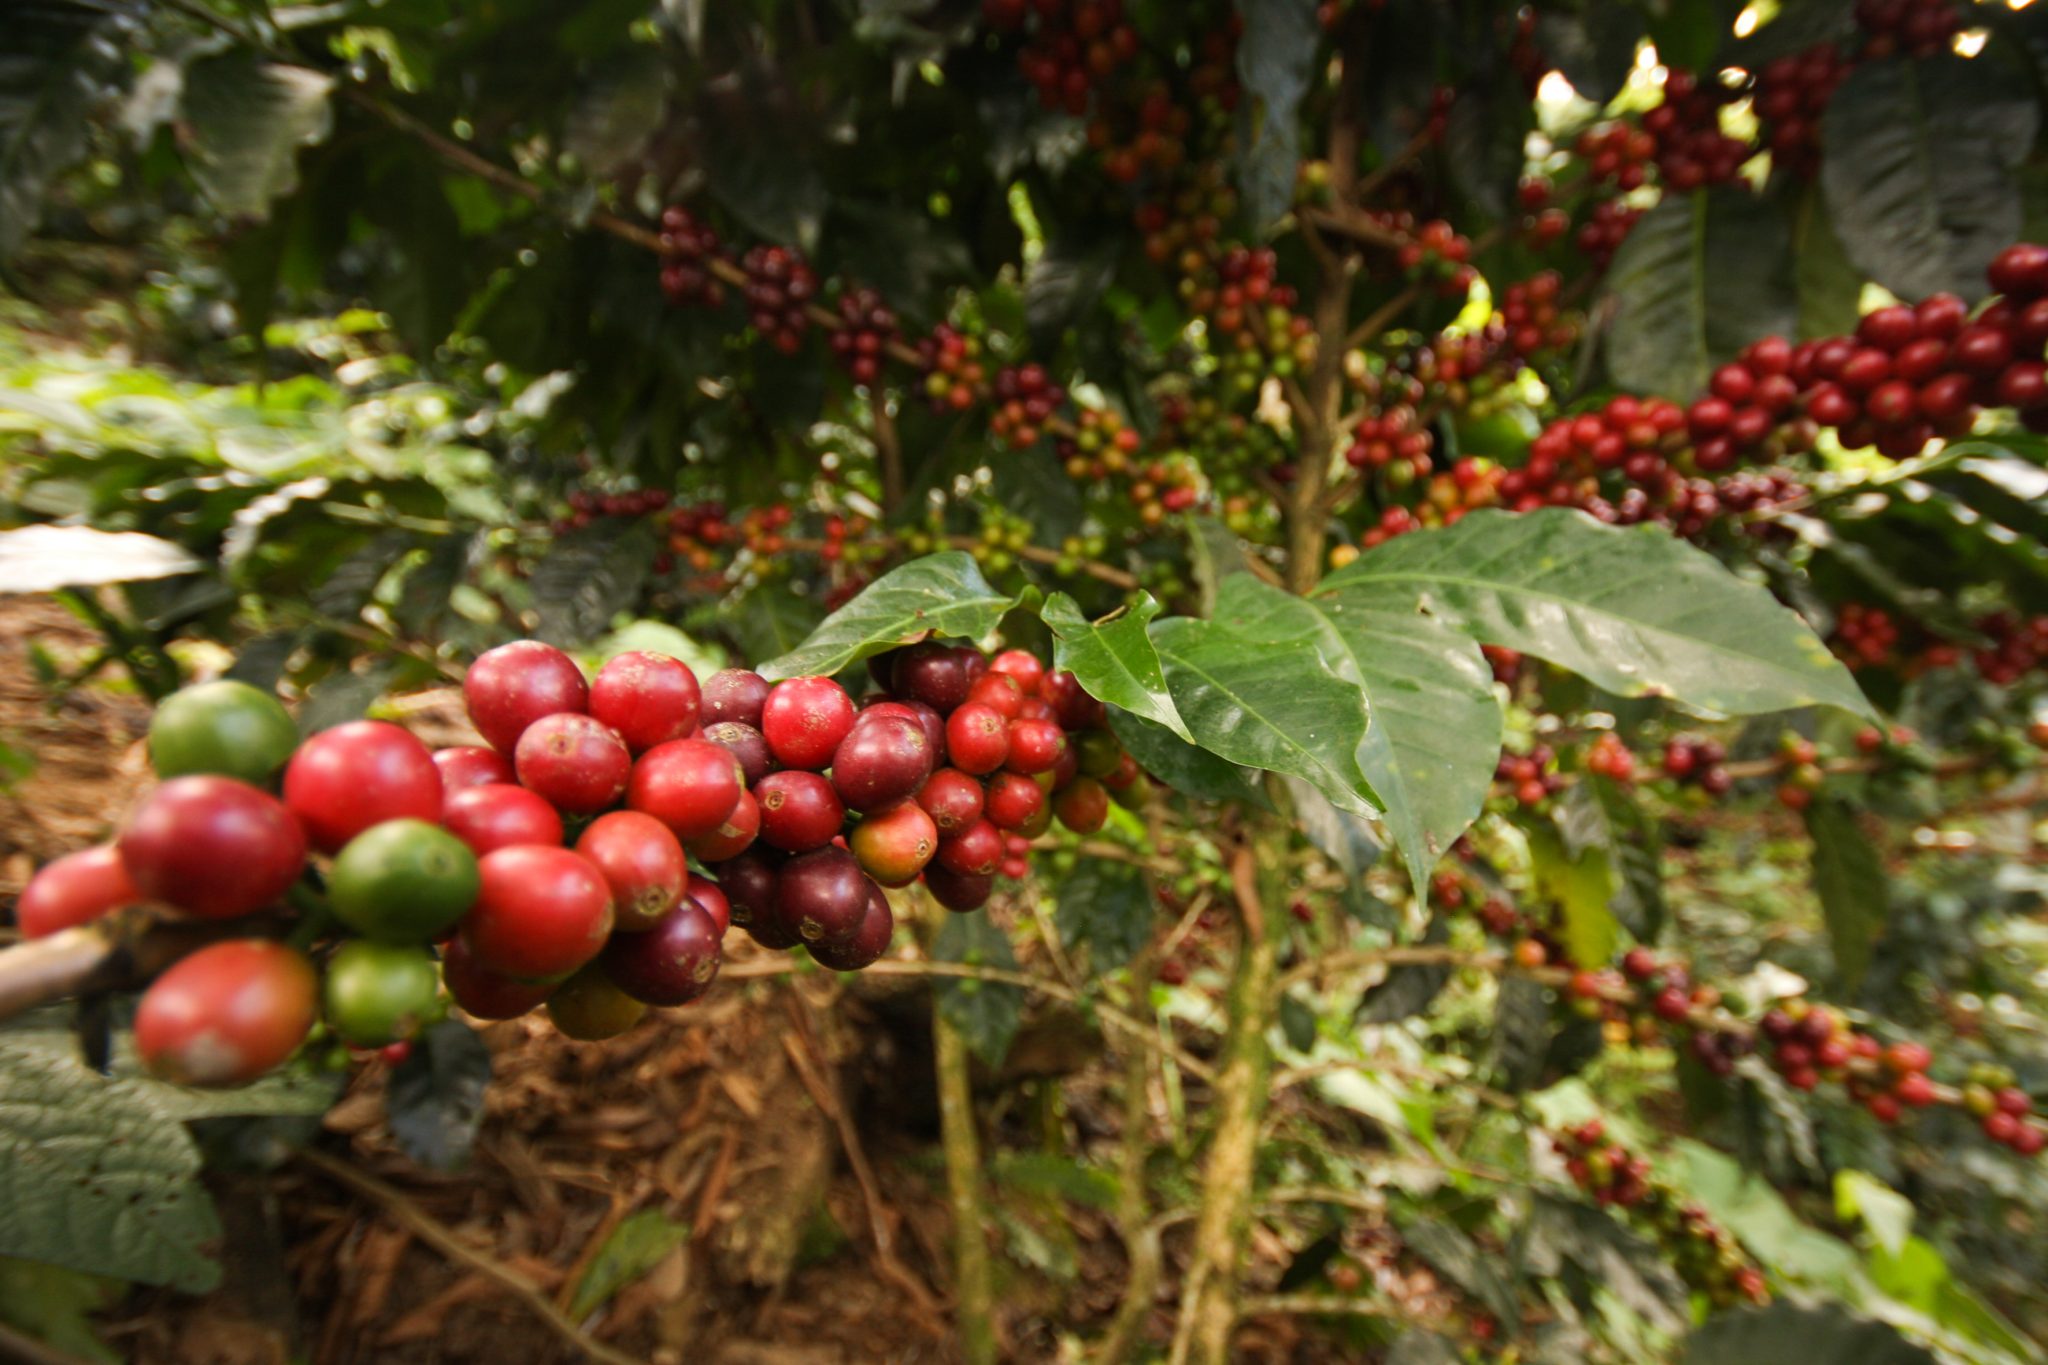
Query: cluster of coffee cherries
[
  {"left": 552, "top": 486, "right": 673, "bottom": 536},
  {"left": 1574, "top": 122, "right": 1656, "bottom": 193},
  {"left": 1493, "top": 744, "right": 1566, "bottom": 810},
  {"left": 1641, "top": 69, "right": 1751, "bottom": 191},
  {"left": 1496, "top": 272, "right": 1576, "bottom": 362},
  {"left": 1183, "top": 244, "right": 1311, "bottom": 384},
  {"left": 1659, "top": 735, "right": 1733, "bottom": 797},
  {"left": 1342, "top": 405, "right": 1433, "bottom": 474},
  {"left": 986, "top": 0, "right": 1144, "bottom": 115},
  {"left": 739, "top": 246, "right": 817, "bottom": 356},
  {"left": 1832, "top": 602, "right": 1903, "bottom": 670},
  {"left": 1854, "top": 0, "right": 1962, "bottom": 58},
  {"left": 1969, "top": 610, "right": 2048, "bottom": 685},
  {"left": 987, "top": 364, "right": 1067, "bottom": 450},
  {"left": 1549, "top": 1121, "right": 1769, "bottom": 1306},
  {"left": 1088, "top": 81, "right": 1198, "bottom": 184},
  {"left": 1514, "top": 178, "right": 1573, "bottom": 251},
  {"left": 1752, "top": 44, "right": 1852, "bottom": 179},
  {"left": 1573, "top": 199, "right": 1643, "bottom": 268},
  {"left": 657, "top": 206, "right": 727, "bottom": 308},
  {"left": 829, "top": 288, "right": 899, "bottom": 386},
  {"left": 917, "top": 324, "right": 989, "bottom": 414},
  {"left": 1134, "top": 162, "right": 1235, "bottom": 269},
  {"left": 1390, "top": 219, "right": 1476, "bottom": 299}
]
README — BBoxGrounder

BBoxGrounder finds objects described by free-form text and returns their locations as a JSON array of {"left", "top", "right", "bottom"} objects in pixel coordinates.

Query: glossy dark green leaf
[
  {"left": 1805, "top": 797, "right": 1887, "bottom": 989},
  {"left": 1044, "top": 591, "right": 1189, "bottom": 740},
  {"left": 1106, "top": 705, "right": 1269, "bottom": 806},
  {"left": 1735, "top": 0, "right": 1857, "bottom": 63},
  {"left": 1791, "top": 183, "right": 1864, "bottom": 341},
  {"left": 1535, "top": 8, "right": 1646, "bottom": 105},
  {"left": 387, "top": 1019, "right": 492, "bottom": 1171},
  {"left": 1232, "top": 0, "right": 1319, "bottom": 230},
  {"left": 1150, "top": 576, "right": 1379, "bottom": 818},
  {"left": 563, "top": 46, "right": 670, "bottom": 175},
  {"left": 932, "top": 910, "right": 1024, "bottom": 1064},
  {"left": 529, "top": 519, "right": 658, "bottom": 648},
  {"left": 1683, "top": 1302, "right": 1935, "bottom": 1365},
  {"left": 1055, "top": 856, "right": 1152, "bottom": 972},
  {"left": 1820, "top": 56, "right": 2036, "bottom": 302},
  {"left": 1281, "top": 775, "right": 1382, "bottom": 880},
  {"left": 1320, "top": 509, "right": 1873, "bottom": 720},
  {"left": 1526, "top": 1193, "right": 1690, "bottom": 1335},
  {"left": 1601, "top": 188, "right": 1797, "bottom": 401},
  {"left": 179, "top": 52, "right": 334, "bottom": 219},
  {"left": 1403, "top": 1222, "right": 1519, "bottom": 1328},
  {"left": 757, "top": 552, "right": 1019, "bottom": 681}
]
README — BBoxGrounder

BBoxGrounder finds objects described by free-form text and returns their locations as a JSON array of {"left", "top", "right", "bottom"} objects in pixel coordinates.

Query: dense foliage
[{"left": 5, "top": 0, "right": 2048, "bottom": 1360}]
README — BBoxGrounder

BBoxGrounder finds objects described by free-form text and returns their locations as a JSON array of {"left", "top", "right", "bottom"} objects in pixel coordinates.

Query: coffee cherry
[
  {"left": 1004, "top": 717, "right": 1068, "bottom": 774},
  {"left": 17, "top": 845, "right": 138, "bottom": 939},
  {"left": 850, "top": 800, "right": 940, "bottom": 887},
  {"left": 601, "top": 900, "right": 723, "bottom": 1005},
  {"left": 441, "top": 934, "right": 554, "bottom": 1019},
  {"left": 924, "top": 862, "right": 994, "bottom": 911},
  {"left": 936, "top": 818, "right": 1004, "bottom": 876},
  {"left": 284, "top": 721, "right": 443, "bottom": 853},
  {"left": 433, "top": 746, "right": 515, "bottom": 796},
  {"left": 762, "top": 676, "right": 859, "bottom": 770},
  {"left": 701, "top": 721, "right": 774, "bottom": 787},
  {"left": 462, "top": 846, "right": 615, "bottom": 980},
  {"left": 710, "top": 848, "right": 782, "bottom": 933},
  {"left": 833, "top": 713, "right": 936, "bottom": 812},
  {"left": 989, "top": 649, "right": 1046, "bottom": 694},
  {"left": 984, "top": 771, "right": 1046, "bottom": 830},
  {"left": 147, "top": 679, "right": 298, "bottom": 786},
  {"left": 515, "top": 713, "right": 632, "bottom": 815},
  {"left": 1053, "top": 777, "right": 1109, "bottom": 833},
  {"left": 465, "top": 641, "right": 590, "bottom": 754},
  {"left": 755, "top": 770, "right": 847, "bottom": 851},
  {"left": 121, "top": 776, "right": 307, "bottom": 919},
  {"left": 686, "top": 789, "right": 761, "bottom": 863},
  {"left": 946, "top": 703, "right": 1010, "bottom": 774},
  {"left": 545, "top": 962, "right": 649, "bottom": 1039},
  {"left": 683, "top": 872, "right": 730, "bottom": 935},
  {"left": 809, "top": 884, "right": 894, "bottom": 971},
  {"left": 1042, "top": 671, "right": 1105, "bottom": 730},
  {"left": 323, "top": 940, "right": 442, "bottom": 1047},
  {"left": 965, "top": 671, "right": 1026, "bottom": 719},
  {"left": 135, "top": 940, "right": 317, "bottom": 1085},
  {"left": 701, "top": 668, "right": 771, "bottom": 728},
  {"left": 576, "top": 811, "right": 687, "bottom": 931},
  {"left": 627, "top": 738, "right": 745, "bottom": 840},
  {"left": 776, "top": 847, "right": 873, "bottom": 943},
  {"left": 442, "top": 783, "right": 565, "bottom": 857},
  {"left": 589, "top": 652, "right": 701, "bottom": 753},
  {"left": 892, "top": 641, "right": 973, "bottom": 712},
  {"left": 328, "top": 818, "right": 479, "bottom": 943},
  {"left": 916, "top": 768, "right": 986, "bottom": 832}
]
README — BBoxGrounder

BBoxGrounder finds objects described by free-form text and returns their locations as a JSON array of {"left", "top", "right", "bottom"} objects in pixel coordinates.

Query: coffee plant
[{"left": 3, "top": 0, "right": 2048, "bottom": 1360}]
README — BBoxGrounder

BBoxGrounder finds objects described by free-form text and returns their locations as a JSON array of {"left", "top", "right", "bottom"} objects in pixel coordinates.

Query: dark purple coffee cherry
[
  {"left": 923, "top": 862, "right": 994, "bottom": 912},
  {"left": 701, "top": 668, "right": 771, "bottom": 728},
  {"left": 601, "top": 901, "right": 722, "bottom": 1006},
  {"left": 832, "top": 714, "right": 935, "bottom": 813},
  {"left": 776, "top": 847, "right": 872, "bottom": 943},
  {"left": 712, "top": 847, "right": 783, "bottom": 930},
  {"left": 809, "top": 884, "right": 894, "bottom": 971},
  {"left": 703, "top": 720, "right": 775, "bottom": 786},
  {"left": 892, "top": 642, "right": 971, "bottom": 713}
]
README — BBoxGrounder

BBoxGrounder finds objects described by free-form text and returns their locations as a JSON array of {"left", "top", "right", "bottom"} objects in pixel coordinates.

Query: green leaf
[
  {"left": 1556, "top": 775, "right": 1666, "bottom": 941},
  {"left": 0, "top": 1025, "right": 222, "bottom": 1291},
  {"left": 386, "top": 1020, "right": 491, "bottom": 1170},
  {"left": 1044, "top": 591, "right": 1189, "bottom": 741},
  {"left": 1791, "top": 181, "right": 1864, "bottom": 341},
  {"left": 0, "top": 1, "right": 142, "bottom": 260},
  {"left": 1820, "top": 56, "right": 2037, "bottom": 302},
  {"left": 1834, "top": 1170, "right": 1913, "bottom": 1257},
  {"left": 757, "top": 552, "right": 1019, "bottom": 681},
  {"left": 563, "top": 46, "right": 670, "bottom": 175},
  {"left": 931, "top": 911, "right": 1024, "bottom": 1064},
  {"left": 1105, "top": 705, "right": 1269, "bottom": 806},
  {"left": 1055, "top": 856, "right": 1152, "bottom": 973},
  {"left": 1666, "top": 1139, "right": 1861, "bottom": 1289},
  {"left": 178, "top": 52, "right": 334, "bottom": 219},
  {"left": 716, "top": 582, "right": 827, "bottom": 668},
  {"left": 1231, "top": 0, "right": 1319, "bottom": 230},
  {"left": 0, "top": 1257, "right": 121, "bottom": 1364},
  {"left": 698, "top": 65, "right": 827, "bottom": 252},
  {"left": 1403, "top": 1222, "right": 1519, "bottom": 1328},
  {"left": 297, "top": 659, "right": 399, "bottom": 736},
  {"left": 0, "top": 526, "right": 201, "bottom": 593},
  {"left": 1805, "top": 798, "right": 1887, "bottom": 989},
  {"left": 1281, "top": 775, "right": 1382, "bottom": 880},
  {"left": 1150, "top": 577, "right": 1378, "bottom": 818},
  {"left": 1601, "top": 187, "right": 1797, "bottom": 400},
  {"left": 529, "top": 519, "right": 657, "bottom": 648},
  {"left": 1319, "top": 508, "right": 1873, "bottom": 720},
  {"left": 1529, "top": 822, "right": 1619, "bottom": 970},
  {"left": 1526, "top": 1192, "right": 1690, "bottom": 1336},
  {"left": 1535, "top": 9, "right": 1647, "bottom": 105},
  {"left": 1357, "top": 914, "right": 1450, "bottom": 1023},
  {"left": 565, "top": 1209, "right": 689, "bottom": 1321},
  {"left": 1683, "top": 1302, "right": 1935, "bottom": 1365}
]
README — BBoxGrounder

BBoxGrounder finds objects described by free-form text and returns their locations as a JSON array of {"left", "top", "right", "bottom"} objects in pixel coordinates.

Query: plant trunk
[
  {"left": 928, "top": 899, "right": 998, "bottom": 1364},
  {"left": 1168, "top": 855, "right": 1278, "bottom": 1365},
  {"left": 1096, "top": 997, "right": 1161, "bottom": 1364}
]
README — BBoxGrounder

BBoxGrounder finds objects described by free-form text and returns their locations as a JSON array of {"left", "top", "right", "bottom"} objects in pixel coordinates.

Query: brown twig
[{"left": 296, "top": 1147, "right": 646, "bottom": 1365}]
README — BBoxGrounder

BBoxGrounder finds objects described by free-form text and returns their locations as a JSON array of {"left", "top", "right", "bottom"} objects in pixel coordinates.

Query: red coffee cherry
[
  {"left": 761, "top": 676, "right": 859, "bottom": 770},
  {"left": 601, "top": 900, "right": 722, "bottom": 1005},
  {"left": 946, "top": 703, "right": 1010, "bottom": 774},
  {"left": 776, "top": 847, "right": 874, "bottom": 943},
  {"left": 465, "top": 640, "right": 590, "bottom": 754},
  {"left": 965, "top": 671, "right": 1026, "bottom": 719},
  {"left": 988, "top": 649, "right": 1046, "bottom": 694},
  {"left": 121, "top": 776, "right": 307, "bottom": 919},
  {"left": 916, "top": 767, "right": 986, "bottom": 832},
  {"left": 833, "top": 714, "right": 936, "bottom": 812},
  {"left": 683, "top": 871, "right": 731, "bottom": 935},
  {"left": 284, "top": 720, "right": 442, "bottom": 853},
  {"left": 936, "top": 818, "right": 1003, "bottom": 876},
  {"left": 441, "top": 934, "right": 554, "bottom": 1019},
  {"left": 755, "top": 769, "right": 847, "bottom": 851},
  {"left": 984, "top": 771, "right": 1047, "bottom": 830},
  {"left": 462, "top": 846, "right": 615, "bottom": 980},
  {"left": 1004, "top": 717, "right": 1068, "bottom": 774},
  {"left": 589, "top": 651, "right": 701, "bottom": 753},
  {"left": 515, "top": 713, "right": 633, "bottom": 815},
  {"left": 923, "top": 862, "right": 994, "bottom": 911},
  {"left": 892, "top": 641, "right": 972, "bottom": 712},
  {"left": 1053, "top": 777, "right": 1110, "bottom": 833},
  {"left": 850, "top": 800, "right": 940, "bottom": 887},
  {"left": 134, "top": 940, "right": 318, "bottom": 1086},
  {"left": 575, "top": 810, "right": 687, "bottom": 931},
  {"left": 442, "top": 783, "right": 565, "bottom": 857},
  {"left": 808, "top": 884, "right": 894, "bottom": 971},
  {"left": 685, "top": 788, "right": 761, "bottom": 864},
  {"left": 432, "top": 746, "right": 515, "bottom": 797},
  {"left": 17, "top": 845, "right": 138, "bottom": 938},
  {"left": 627, "top": 738, "right": 745, "bottom": 840},
  {"left": 701, "top": 668, "right": 771, "bottom": 728}
]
